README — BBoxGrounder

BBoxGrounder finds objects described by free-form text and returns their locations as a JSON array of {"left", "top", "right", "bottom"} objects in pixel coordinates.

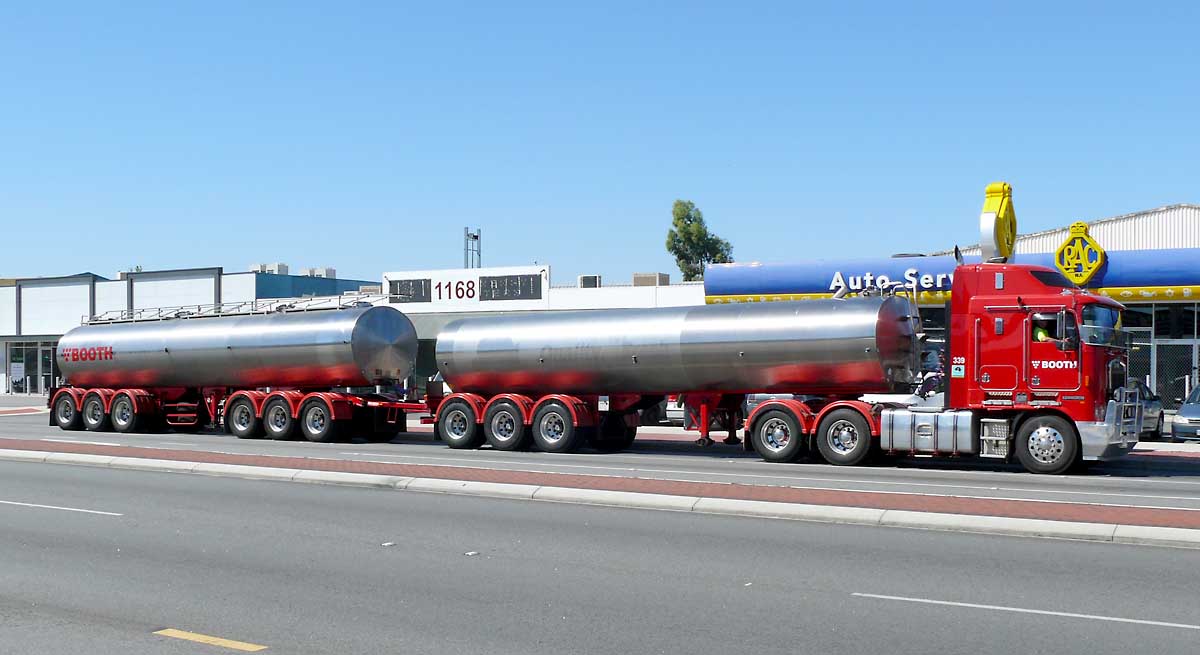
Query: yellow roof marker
[{"left": 153, "top": 628, "right": 268, "bottom": 652}]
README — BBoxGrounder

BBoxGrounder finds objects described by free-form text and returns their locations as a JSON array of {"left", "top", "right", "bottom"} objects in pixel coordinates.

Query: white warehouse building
[{"left": 0, "top": 266, "right": 375, "bottom": 394}]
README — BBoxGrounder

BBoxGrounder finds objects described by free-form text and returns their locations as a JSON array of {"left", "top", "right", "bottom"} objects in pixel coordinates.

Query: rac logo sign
[{"left": 1055, "top": 221, "right": 1105, "bottom": 285}]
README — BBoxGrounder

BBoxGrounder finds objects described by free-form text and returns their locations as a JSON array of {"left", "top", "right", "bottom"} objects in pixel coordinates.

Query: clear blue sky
[{"left": 2, "top": 2, "right": 1196, "bottom": 284}]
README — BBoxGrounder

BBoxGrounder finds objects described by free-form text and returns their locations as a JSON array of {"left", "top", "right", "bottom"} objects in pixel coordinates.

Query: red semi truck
[{"left": 427, "top": 185, "right": 1142, "bottom": 474}]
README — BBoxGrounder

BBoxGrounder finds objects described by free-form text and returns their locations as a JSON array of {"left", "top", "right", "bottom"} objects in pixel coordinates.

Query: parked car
[
  {"left": 638, "top": 395, "right": 685, "bottom": 426},
  {"left": 1129, "top": 379, "right": 1164, "bottom": 439},
  {"left": 1169, "top": 387, "right": 1200, "bottom": 443}
]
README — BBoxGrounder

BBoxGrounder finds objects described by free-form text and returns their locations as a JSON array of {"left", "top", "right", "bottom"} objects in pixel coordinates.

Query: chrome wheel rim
[
  {"left": 827, "top": 419, "right": 859, "bottom": 454},
  {"left": 113, "top": 399, "right": 132, "bottom": 427},
  {"left": 232, "top": 404, "right": 252, "bottom": 431},
  {"left": 490, "top": 410, "right": 518, "bottom": 442},
  {"left": 56, "top": 399, "right": 74, "bottom": 424},
  {"left": 85, "top": 399, "right": 103, "bottom": 425},
  {"left": 305, "top": 406, "right": 327, "bottom": 435},
  {"left": 759, "top": 418, "right": 791, "bottom": 452},
  {"left": 446, "top": 409, "right": 469, "bottom": 439},
  {"left": 539, "top": 412, "right": 566, "bottom": 443},
  {"left": 1028, "top": 426, "right": 1065, "bottom": 465},
  {"left": 268, "top": 405, "right": 289, "bottom": 432}
]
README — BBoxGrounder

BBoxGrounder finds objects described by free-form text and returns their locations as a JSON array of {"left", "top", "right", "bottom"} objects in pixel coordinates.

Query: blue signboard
[{"left": 705, "top": 248, "right": 1200, "bottom": 301}]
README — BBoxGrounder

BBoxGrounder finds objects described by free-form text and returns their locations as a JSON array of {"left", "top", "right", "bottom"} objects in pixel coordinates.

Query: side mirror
[{"left": 1056, "top": 308, "right": 1068, "bottom": 339}]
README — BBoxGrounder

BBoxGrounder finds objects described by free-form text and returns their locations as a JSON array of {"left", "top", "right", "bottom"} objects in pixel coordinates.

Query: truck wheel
[
  {"left": 82, "top": 394, "right": 111, "bottom": 432},
  {"left": 751, "top": 409, "right": 804, "bottom": 462},
  {"left": 226, "top": 398, "right": 263, "bottom": 439},
  {"left": 300, "top": 399, "right": 342, "bottom": 443},
  {"left": 532, "top": 402, "right": 581, "bottom": 453},
  {"left": 263, "top": 398, "right": 297, "bottom": 441},
  {"left": 1015, "top": 415, "right": 1079, "bottom": 475},
  {"left": 53, "top": 395, "right": 83, "bottom": 431},
  {"left": 815, "top": 409, "right": 873, "bottom": 466},
  {"left": 484, "top": 401, "right": 530, "bottom": 451},
  {"left": 110, "top": 394, "right": 141, "bottom": 433},
  {"left": 439, "top": 400, "right": 483, "bottom": 449}
]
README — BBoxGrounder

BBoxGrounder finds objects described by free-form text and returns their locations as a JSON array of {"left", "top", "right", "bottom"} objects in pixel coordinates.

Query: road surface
[{"left": 2, "top": 460, "right": 1199, "bottom": 654}]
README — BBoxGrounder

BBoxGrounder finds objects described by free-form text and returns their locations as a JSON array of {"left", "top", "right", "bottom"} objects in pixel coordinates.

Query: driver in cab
[{"left": 1032, "top": 317, "right": 1064, "bottom": 344}]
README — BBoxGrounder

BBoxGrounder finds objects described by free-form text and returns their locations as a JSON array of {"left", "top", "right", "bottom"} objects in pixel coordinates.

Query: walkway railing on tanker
[{"left": 83, "top": 293, "right": 390, "bottom": 325}]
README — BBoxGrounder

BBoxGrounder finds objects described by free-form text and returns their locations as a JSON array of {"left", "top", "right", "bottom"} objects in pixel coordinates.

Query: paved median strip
[{"left": 4, "top": 447, "right": 1200, "bottom": 549}]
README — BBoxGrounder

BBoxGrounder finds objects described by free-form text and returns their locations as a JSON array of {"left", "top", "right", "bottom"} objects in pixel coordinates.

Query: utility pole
[{"left": 464, "top": 227, "right": 481, "bottom": 268}]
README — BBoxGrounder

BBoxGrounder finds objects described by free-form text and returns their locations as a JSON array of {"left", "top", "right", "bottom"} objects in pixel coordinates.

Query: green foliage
[{"left": 665, "top": 200, "right": 733, "bottom": 281}]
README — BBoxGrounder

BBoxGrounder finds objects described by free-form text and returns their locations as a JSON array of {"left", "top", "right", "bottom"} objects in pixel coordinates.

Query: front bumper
[
  {"left": 1077, "top": 399, "right": 1140, "bottom": 461},
  {"left": 1170, "top": 421, "right": 1200, "bottom": 441}
]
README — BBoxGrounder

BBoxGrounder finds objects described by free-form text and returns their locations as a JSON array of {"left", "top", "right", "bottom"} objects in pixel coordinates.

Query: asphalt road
[
  {"left": 3, "top": 410, "right": 1200, "bottom": 515},
  {"left": 2, "top": 460, "right": 1199, "bottom": 654}
]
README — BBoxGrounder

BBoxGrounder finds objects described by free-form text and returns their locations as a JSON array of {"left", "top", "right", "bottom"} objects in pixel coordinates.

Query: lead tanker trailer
[
  {"left": 429, "top": 260, "right": 1143, "bottom": 474},
  {"left": 49, "top": 306, "right": 424, "bottom": 442}
]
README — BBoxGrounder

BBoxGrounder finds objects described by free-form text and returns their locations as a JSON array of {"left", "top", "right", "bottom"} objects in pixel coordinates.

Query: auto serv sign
[{"left": 704, "top": 255, "right": 964, "bottom": 305}]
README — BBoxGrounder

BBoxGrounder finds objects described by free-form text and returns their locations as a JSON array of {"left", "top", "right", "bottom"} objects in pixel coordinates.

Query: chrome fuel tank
[
  {"left": 58, "top": 306, "right": 417, "bottom": 389},
  {"left": 436, "top": 296, "right": 919, "bottom": 396}
]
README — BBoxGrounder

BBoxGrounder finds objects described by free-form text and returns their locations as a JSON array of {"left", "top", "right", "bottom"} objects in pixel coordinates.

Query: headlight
[{"left": 1170, "top": 414, "right": 1186, "bottom": 424}]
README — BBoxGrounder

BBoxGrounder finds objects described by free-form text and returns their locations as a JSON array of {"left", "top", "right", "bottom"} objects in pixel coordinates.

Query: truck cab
[{"left": 945, "top": 262, "right": 1141, "bottom": 468}]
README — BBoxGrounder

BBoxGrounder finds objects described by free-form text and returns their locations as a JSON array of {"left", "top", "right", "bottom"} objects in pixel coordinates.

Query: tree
[{"left": 665, "top": 200, "right": 733, "bottom": 281}]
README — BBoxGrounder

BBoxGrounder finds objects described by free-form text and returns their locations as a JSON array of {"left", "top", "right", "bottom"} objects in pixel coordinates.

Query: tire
[
  {"left": 1014, "top": 414, "right": 1079, "bottom": 475},
  {"left": 1146, "top": 415, "right": 1164, "bottom": 441},
  {"left": 591, "top": 414, "right": 636, "bottom": 452},
  {"left": 531, "top": 402, "right": 581, "bottom": 453},
  {"left": 815, "top": 408, "right": 873, "bottom": 466},
  {"left": 225, "top": 398, "right": 262, "bottom": 439},
  {"left": 438, "top": 400, "right": 483, "bottom": 449},
  {"left": 751, "top": 409, "right": 805, "bottom": 463},
  {"left": 81, "top": 394, "right": 111, "bottom": 432},
  {"left": 110, "top": 394, "right": 142, "bottom": 433},
  {"left": 262, "top": 398, "right": 298, "bottom": 441},
  {"left": 483, "top": 401, "right": 530, "bottom": 451},
  {"left": 53, "top": 395, "right": 83, "bottom": 431},
  {"left": 299, "top": 399, "right": 342, "bottom": 443}
]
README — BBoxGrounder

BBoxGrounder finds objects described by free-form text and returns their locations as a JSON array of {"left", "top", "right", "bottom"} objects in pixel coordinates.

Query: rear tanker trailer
[
  {"left": 49, "top": 306, "right": 424, "bottom": 442},
  {"left": 429, "top": 295, "right": 922, "bottom": 454}
]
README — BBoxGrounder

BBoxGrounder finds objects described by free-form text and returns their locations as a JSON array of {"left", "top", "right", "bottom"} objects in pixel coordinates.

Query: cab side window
[{"left": 1031, "top": 316, "right": 1059, "bottom": 343}]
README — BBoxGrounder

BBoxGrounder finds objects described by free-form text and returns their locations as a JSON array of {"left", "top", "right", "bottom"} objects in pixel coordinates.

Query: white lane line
[
  {"left": 43, "top": 438, "right": 122, "bottom": 447},
  {"left": 337, "top": 452, "right": 1200, "bottom": 510},
  {"left": 852, "top": 593, "right": 1200, "bottom": 631},
  {"left": 0, "top": 499, "right": 123, "bottom": 516}
]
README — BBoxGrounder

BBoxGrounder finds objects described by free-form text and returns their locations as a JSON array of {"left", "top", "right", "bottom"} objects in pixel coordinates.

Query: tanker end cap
[{"left": 350, "top": 306, "right": 419, "bottom": 385}]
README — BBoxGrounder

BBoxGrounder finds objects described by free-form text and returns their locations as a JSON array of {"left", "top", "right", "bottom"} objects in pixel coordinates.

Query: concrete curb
[{"left": 5, "top": 449, "right": 1200, "bottom": 549}]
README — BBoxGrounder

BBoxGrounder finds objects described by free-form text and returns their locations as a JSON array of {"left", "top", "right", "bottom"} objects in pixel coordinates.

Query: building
[
  {"left": 705, "top": 204, "right": 1200, "bottom": 407},
  {"left": 0, "top": 266, "right": 373, "bottom": 394}
]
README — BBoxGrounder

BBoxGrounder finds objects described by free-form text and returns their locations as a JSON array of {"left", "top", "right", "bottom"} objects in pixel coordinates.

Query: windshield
[
  {"left": 1187, "top": 386, "right": 1200, "bottom": 405},
  {"left": 1081, "top": 305, "right": 1122, "bottom": 346}
]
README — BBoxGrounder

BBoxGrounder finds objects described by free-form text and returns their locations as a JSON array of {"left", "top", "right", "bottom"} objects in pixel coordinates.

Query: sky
[{"left": 1, "top": 1, "right": 1196, "bottom": 285}]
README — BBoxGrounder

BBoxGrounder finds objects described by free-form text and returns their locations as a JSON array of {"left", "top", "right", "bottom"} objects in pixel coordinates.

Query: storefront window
[
  {"left": 1122, "top": 305, "right": 1153, "bottom": 329},
  {"left": 1154, "top": 304, "right": 1197, "bottom": 339}
]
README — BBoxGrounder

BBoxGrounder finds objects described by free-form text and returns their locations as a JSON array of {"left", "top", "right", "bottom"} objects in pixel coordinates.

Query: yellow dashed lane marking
[{"left": 154, "top": 628, "right": 268, "bottom": 652}]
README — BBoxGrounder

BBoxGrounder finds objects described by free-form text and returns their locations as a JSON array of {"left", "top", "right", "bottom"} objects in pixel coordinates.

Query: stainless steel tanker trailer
[
  {"left": 426, "top": 295, "right": 923, "bottom": 458},
  {"left": 49, "top": 306, "right": 424, "bottom": 442}
]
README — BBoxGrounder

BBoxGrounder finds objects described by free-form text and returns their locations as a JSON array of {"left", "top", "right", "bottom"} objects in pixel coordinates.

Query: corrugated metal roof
[{"left": 936, "top": 204, "right": 1200, "bottom": 256}]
